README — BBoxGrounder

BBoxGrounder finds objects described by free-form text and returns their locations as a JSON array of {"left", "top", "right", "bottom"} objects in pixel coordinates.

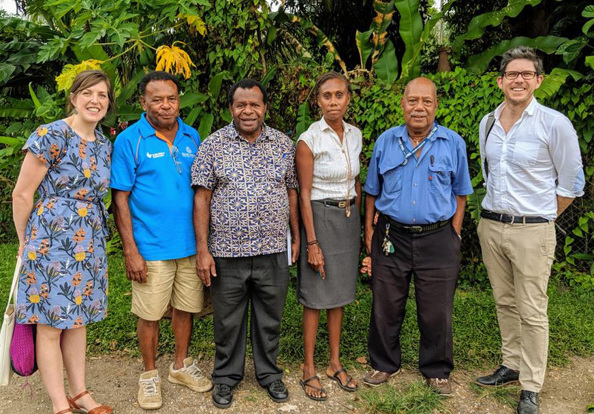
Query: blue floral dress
[{"left": 16, "top": 120, "right": 112, "bottom": 329}]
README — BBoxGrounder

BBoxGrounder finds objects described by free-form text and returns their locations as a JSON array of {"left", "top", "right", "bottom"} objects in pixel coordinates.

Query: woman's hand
[{"left": 307, "top": 243, "right": 326, "bottom": 279}]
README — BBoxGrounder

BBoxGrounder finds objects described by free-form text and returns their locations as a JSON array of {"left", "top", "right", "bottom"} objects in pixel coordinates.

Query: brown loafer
[
  {"left": 426, "top": 378, "right": 452, "bottom": 396},
  {"left": 362, "top": 368, "right": 400, "bottom": 387}
]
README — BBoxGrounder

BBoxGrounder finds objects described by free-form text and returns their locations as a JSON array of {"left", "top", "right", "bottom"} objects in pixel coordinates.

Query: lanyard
[{"left": 397, "top": 125, "right": 438, "bottom": 166}]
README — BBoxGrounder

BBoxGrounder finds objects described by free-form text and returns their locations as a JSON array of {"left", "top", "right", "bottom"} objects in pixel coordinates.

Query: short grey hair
[{"left": 499, "top": 46, "right": 543, "bottom": 75}]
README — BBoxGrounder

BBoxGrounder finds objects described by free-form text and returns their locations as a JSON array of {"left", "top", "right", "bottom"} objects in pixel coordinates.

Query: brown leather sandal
[
  {"left": 67, "top": 390, "right": 113, "bottom": 414},
  {"left": 55, "top": 409, "right": 73, "bottom": 414}
]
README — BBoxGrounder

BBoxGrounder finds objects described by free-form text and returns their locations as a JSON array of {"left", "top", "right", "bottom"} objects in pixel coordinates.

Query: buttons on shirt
[
  {"left": 413, "top": 183, "right": 417, "bottom": 187},
  {"left": 412, "top": 201, "right": 416, "bottom": 205}
]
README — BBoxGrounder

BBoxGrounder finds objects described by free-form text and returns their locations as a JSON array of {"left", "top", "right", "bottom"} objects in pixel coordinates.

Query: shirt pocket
[
  {"left": 429, "top": 163, "right": 452, "bottom": 193},
  {"left": 382, "top": 166, "right": 404, "bottom": 194},
  {"left": 511, "top": 141, "right": 540, "bottom": 168}
]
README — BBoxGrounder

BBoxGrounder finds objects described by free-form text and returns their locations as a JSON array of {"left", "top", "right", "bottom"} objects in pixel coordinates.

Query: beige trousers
[{"left": 477, "top": 218, "right": 556, "bottom": 392}]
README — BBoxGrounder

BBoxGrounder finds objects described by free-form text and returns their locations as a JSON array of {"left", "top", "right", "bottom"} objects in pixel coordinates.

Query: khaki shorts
[{"left": 131, "top": 255, "right": 204, "bottom": 321}]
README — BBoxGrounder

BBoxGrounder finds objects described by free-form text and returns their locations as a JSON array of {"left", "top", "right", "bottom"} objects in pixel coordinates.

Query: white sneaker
[
  {"left": 168, "top": 357, "right": 213, "bottom": 392},
  {"left": 138, "top": 369, "right": 162, "bottom": 410}
]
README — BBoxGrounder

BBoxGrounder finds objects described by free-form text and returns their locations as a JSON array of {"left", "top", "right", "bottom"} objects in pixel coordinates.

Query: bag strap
[
  {"left": 5, "top": 257, "right": 22, "bottom": 314},
  {"left": 483, "top": 112, "right": 496, "bottom": 180}
]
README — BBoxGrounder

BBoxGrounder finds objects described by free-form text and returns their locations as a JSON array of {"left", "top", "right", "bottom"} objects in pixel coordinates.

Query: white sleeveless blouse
[{"left": 297, "top": 117, "right": 362, "bottom": 201}]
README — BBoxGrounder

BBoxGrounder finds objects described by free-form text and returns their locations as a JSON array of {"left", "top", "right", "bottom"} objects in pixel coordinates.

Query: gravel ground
[{"left": 1, "top": 355, "right": 592, "bottom": 413}]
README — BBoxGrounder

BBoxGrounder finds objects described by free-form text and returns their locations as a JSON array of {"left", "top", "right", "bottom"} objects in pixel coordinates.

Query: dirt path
[{"left": 1, "top": 355, "right": 592, "bottom": 413}]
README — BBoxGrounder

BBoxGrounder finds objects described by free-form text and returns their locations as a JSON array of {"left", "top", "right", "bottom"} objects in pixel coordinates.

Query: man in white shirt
[{"left": 475, "top": 46, "right": 585, "bottom": 414}]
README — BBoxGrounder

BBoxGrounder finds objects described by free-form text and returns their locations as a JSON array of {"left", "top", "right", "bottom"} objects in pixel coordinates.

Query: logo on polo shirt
[
  {"left": 146, "top": 151, "right": 165, "bottom": 159},
  {"left": 182, "top": 146, "right": 195, "bottom": 158}
]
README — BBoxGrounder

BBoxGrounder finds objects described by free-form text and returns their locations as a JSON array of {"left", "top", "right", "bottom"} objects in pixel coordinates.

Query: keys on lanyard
[{"left": 382, "top": 223, "right": 395, "bottom": 256}]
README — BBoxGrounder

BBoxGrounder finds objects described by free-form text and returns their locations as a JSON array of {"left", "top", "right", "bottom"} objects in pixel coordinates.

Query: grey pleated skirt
[{"left": 297, "top": 199, "right": 361, "bottom": 309}]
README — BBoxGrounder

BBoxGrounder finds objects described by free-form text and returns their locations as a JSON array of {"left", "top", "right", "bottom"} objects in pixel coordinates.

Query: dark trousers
[
  {"left": 368, "top": 214, "right": 461, "bottom": 379},
  {"left": 211, "top": 252, "right": 289, "bottom": 387}
]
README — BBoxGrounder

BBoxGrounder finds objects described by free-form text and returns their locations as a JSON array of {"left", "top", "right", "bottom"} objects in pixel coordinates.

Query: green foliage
[
  {"left": 357, "top": 381, "right": 446, "bottom": 413},
  {"left": 451, "top": 0, "right": 548, "bottom": 55},
  {"left": 465, "top": 35, "right": 569, "bottom": 74}
]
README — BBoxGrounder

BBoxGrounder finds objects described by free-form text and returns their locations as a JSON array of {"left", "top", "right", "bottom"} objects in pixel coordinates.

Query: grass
[
  {"left": 469, "top": 383, "right": 519, "bottom": 410},
  {"left": 3, "top": 242, "right": 594, "bottom": 412},
  {"left": 2, "top": 242, "right": 594, "bottom": 366},
  {"left": 357, "top": 380, "right": 446, "bottom": 414}
]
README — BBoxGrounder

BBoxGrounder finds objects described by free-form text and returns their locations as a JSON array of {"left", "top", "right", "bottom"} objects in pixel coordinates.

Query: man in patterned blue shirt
[{"left": 191, "top": 79, "right": 300, "bottom": 409}]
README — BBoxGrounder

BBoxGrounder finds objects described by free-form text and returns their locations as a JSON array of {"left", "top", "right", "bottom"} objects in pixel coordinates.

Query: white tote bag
[{"left": 0, "top": 257, "right": 21, "bottom": 386}]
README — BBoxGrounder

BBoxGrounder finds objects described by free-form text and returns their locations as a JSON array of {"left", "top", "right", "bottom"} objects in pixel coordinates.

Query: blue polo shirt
[
  {"left": 111, "top": 114, "right": 200, "bottom": 260},
  {"left": 364, "top": 122, "right": 473, "bottom": 225}
]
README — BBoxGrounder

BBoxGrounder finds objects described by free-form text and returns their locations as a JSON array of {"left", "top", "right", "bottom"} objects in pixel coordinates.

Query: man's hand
[
  {"left": 196, "top": 250, "right": 217, "bottom": 287},
  {"left": 125, "top": 251, "right": 148, "bottom": 283},
  {"left": 361, "top": 256, "right": 372, "bottom": 277}
]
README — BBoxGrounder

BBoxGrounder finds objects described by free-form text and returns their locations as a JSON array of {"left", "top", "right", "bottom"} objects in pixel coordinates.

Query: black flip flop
[
  {"left": 300, "top": 374, "right": 328, "bottom": 401},
  {"left": 327, "top": 368, "right": 358, "bottom": 392}
]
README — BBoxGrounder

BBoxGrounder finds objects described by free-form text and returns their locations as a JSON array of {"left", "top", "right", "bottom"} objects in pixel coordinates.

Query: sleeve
[
  {"left": 23, "top": 123, "right": 65, "bottom": 169},
  {"left": 284, "top": 138, "right": 299, "bottom": 189},
  {"left": 296, "top": 128, "right": 314, "bottom": 153},
  {"left": 110, "top": 133, "right": 137, "bottom": 191},
  {"left": 452, "top": 136, "right": 474, "bottom": 196},
  {"left": 549, "top": 115, "right": 585, "bottom": 198},
  {"left": 191, "top": 138, "right": 216, "bottom": 190},
  {"left": 363, "top": 136, "right": 383, "bottom": 196}
]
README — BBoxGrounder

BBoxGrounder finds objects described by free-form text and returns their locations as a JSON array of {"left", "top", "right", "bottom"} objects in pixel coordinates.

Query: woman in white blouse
[{"left": 296, "top": 72, "right": 362, "bottom": 401}]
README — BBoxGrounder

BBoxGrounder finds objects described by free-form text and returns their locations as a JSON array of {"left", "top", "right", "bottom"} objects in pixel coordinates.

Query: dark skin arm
[
  {"left": 112, "top": 189, "right": 148, "bottom": 283},
  {"left": 451, "top": 195, "right": 467, "bottom": 236},
  {"left": 296, "top": 141, "right": 325, "bottom": 276},
  {"left": 364, "top": 194, "right": 377, "bottom": 255},
  {"left": 193, "top": 187, "right": 217, "bottom": 287},
  {"left": 288, "top": 187, "right": 300, "bottom": 264}
]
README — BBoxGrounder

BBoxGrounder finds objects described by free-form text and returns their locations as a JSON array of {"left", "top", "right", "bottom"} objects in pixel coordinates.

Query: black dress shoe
[
  {"left": 476, "top": 365, "right": 519, "bottom": 387},
  {"left": 265, "top": 379, "right": 289, "bottom": 402},
  {"left": 212, "top": 384, "right": 234, "bottom": 409},
  {"left": 517, "top": 390, "right": 539, "bottom": 414}
]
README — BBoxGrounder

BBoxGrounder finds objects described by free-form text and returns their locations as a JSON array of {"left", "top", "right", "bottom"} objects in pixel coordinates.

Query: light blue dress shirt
[{"left": 364, "top": 122, "right": 473, "bottom": 225}]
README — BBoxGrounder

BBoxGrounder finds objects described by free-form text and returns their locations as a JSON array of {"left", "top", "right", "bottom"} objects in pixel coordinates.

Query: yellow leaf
[
  {"left": 179, "top": 13, "right": 207, "bottom": 37},
  {"left": 155, "top": 42, "right": 195, "bottom": 79},
  {"left": 55, "top": 59, "right": 104, "bottom": 92}
]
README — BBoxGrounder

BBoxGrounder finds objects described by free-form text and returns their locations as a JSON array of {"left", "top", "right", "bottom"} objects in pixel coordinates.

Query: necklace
[
  {"left": 343, "top": 135, "right": 352, "bottom": 218},
  {"left": 410, "top": 136, "right": 423, "bottom": 146}
]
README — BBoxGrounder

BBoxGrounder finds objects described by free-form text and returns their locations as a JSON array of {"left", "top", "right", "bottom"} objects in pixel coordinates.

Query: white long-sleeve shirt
[{"left": 479, "top": 98, "right": 585, "bottom": 220}]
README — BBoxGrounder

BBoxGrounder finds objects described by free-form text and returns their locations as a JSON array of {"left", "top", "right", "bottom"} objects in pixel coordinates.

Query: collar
[
  {"left": 495, "top": 97, "right": 538, "bottom": 119},
  {"left": 228, "top": 122, "right": 273, "bottom": 142},
  {"left": 137, "top": 113, "right": 188, "bottom": 139},
  {"left": 319, "top": 116, "right": 352, "bottom": 134},
  {"left": 400, "top": 121, "right": 445, "bottom": 143}
]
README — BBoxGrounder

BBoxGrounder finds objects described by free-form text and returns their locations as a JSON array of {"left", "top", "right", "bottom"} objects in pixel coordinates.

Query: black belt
[
  {"left": 480, "top": 210, "right": 549, "bottom": 224},
  {"left": 315, "top": 198, "right": 356, "bottom": 208},
  {"left": 381, "top": 214, "right": 450, "bottom": 234}
]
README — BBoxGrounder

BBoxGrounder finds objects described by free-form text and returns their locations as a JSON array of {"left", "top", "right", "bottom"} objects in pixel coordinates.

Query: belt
[
  {"left": 315, "top": 198, "right": 356, "bottom": 208},
  {"left": 480, "top": 210, "right": 549, "bottom": 224},
  {"left": 381, "top": 214, "right": 450, "bottom": 234}
]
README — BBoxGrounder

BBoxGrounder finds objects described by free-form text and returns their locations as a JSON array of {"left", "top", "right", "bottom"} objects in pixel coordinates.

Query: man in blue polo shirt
[
  {"left": 362, "top": 77, "right": 473, "bottom": 395},
  {"left": 111, "top": 71, "right": 212, "bottom": 410}
]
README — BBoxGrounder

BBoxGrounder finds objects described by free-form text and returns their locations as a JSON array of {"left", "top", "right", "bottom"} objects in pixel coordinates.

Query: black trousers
[
  {"left": 368, "top": 214, "right": 461, "bottom": 379},
  {"left": 211, "top": 252, "right": 289, "bottom": 387}
]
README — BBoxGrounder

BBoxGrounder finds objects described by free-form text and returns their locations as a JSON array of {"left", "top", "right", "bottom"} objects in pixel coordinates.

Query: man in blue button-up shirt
[{"left": 362, "top": 77, "right": 473, "bottom": 394}]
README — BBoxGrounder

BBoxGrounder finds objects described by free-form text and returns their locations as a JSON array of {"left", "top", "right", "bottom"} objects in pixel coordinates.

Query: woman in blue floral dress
[{"left": 12, "top": 71, "right": 114, "bottom": 414}]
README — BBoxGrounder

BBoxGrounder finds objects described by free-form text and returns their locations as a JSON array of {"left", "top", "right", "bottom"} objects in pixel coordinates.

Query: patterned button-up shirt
[{"left": 191, "top": 123, "right": 298, "bottom": 258}]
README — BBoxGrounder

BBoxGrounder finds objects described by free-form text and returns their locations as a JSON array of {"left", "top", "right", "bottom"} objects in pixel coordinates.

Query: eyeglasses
[
  {"left": 171, "top": 145, "right": 182, "bottom": 174},
  {"left": 503, "top": 71, "right": 538, "bottom": 80}
]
